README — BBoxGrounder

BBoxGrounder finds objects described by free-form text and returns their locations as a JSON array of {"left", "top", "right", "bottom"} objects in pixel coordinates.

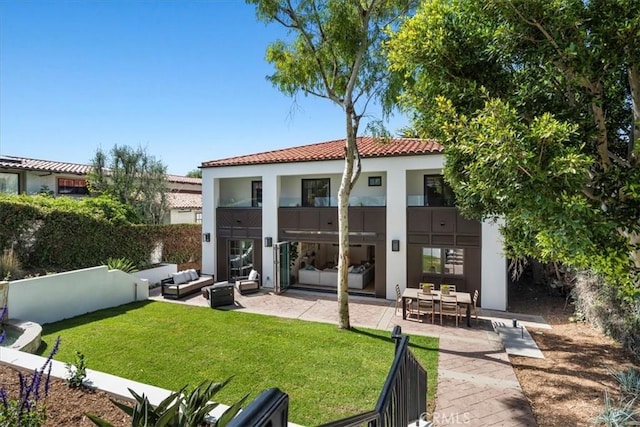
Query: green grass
[{"left": 39, "top": 301, "right": 438, "bottom": 425}]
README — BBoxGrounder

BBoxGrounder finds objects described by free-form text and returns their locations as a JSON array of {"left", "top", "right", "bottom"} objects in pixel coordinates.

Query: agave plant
[
  {"left": 86, "top": 377, "right": 247, "bottom": 427},
  {"left": 105, "top": 257, "right": 138, "bottom": 273}
]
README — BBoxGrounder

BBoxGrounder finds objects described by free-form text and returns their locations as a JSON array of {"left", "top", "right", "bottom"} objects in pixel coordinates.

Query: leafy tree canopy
[
  {"left": 247, "top": 0, "right": 418, "bottom": 328},
  {"left": 388, "top": 0, "right": 640, "bottom": 300},
  {"left": 88, "top": 145, "right": 169, "bottom": 225},
  {"left": 186, "top": 169, "right": 202, "bottom": 179}
]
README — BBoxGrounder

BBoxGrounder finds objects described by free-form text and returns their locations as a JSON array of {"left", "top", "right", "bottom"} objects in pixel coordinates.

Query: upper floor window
[
  {"left": 424, "top": 175, "right": 455, "bottom": 207},
  {"left": 195, "top": 212, "right": 202, "bottom": 223},
  {"left": 0, "top": 172, "right": 19, "bottom": 194},
  {"left": 58, "top": 178, "right": 89, "bottom": 195},
  {"left": 252, "top": 181, "right": 262, "bottom": 207},
  {"left": 302, "top": 178, "right": 330, "bottom": 207}
]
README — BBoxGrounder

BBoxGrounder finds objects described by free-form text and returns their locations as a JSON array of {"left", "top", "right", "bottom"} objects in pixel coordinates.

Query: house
[
  {"left": 0, "top": 155, "right": 202, "bottom": 224},
  {"left": 200, "top": 137, "right": 507, "bottom": 310}
]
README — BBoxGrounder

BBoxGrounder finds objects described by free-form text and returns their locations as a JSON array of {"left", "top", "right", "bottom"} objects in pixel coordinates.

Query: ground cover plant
[{"left": 37, "top": 301, "right": 439, "bottom": 425}]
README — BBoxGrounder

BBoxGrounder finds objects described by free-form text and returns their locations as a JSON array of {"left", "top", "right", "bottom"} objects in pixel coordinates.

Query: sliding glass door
[{"left": 274, "top": 241, "right": 292, "bottom": 293}]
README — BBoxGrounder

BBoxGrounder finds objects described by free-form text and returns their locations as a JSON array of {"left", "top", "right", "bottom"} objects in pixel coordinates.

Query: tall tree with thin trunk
[
  {"left": 247, "top": 0, "right": 416, "bottom": 329},
  {"left": 88, "top": 145, "right": 169, "bottom": 225}
]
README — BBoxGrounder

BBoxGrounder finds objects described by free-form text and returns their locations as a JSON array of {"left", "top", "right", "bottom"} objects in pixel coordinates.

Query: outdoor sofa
[{"left": 161, "top": 269, "right": 214, "bottom": 299}]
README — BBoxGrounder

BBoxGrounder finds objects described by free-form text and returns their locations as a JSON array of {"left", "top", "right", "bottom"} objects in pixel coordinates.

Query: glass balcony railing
[
  {"left": 219, "top": 198, "right": 254, "bottom": 208},
  {"left": 278, "top": 195, "right": 386, "bottom": 207}
]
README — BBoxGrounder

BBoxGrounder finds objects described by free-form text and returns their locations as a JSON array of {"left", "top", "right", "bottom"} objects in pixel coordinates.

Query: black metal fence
[{"left": 228, "top": 326, "right": 427, "bottom": 427}]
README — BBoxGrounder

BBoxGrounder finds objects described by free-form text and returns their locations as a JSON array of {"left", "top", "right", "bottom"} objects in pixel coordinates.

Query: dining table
[{"left": 401, "top": 288, "right": 473, "bottom": 327}]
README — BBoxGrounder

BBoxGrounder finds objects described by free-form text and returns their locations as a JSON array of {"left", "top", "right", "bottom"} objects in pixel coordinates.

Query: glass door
[
  {"left": 274, "top": 241, "right": 291, "bottom": 293},
  {"left": 229, "top": 239, "right": 254, "bottom": 280}
]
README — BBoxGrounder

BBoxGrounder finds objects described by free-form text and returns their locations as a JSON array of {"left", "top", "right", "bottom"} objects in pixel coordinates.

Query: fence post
[{"left": 391, "top": 325, "right": 403, "bottom": 352}]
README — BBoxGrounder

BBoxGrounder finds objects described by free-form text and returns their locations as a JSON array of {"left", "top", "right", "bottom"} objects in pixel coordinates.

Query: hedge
[{"left": 0, "top": 194, "right": 201, "bottom": 272}]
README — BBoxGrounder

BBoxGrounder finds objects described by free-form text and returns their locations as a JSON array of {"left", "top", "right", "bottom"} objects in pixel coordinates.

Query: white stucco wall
[
  {"left": 170, "top": 209, "right": 199, "bottom": 224},
  {"left": 481, "top": 219, "right": 507, "bottom": 310},
  {"left": 7, "top": 266, "right": 148, "bottom": 325},
  {"left": 202, "top": 153, "right": 509, "bottom": 308},
  {"left": 25, "top": 171, "right": 57, "bottom": 194}
]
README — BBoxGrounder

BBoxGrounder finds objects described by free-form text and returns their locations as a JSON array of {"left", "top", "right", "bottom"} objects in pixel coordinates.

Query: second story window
[
  {"left": 58, "top": 178, "right": 89, "bottom": 195},
  {"left": 424, "top": 175, "right": 455, "bottom": 207},
  {"left": 252, "top": 181, "right": 262, "bottom": 207},
  {"left": 302, "top": 178, "right": 330, "bottom": 207},
  {"left": 195, "top": 212, "right": 202, "bottom": 223}
]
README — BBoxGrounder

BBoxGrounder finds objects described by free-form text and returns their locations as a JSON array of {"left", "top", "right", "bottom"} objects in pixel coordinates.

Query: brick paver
[{"left": 150, "top": 287, "right": 538, "bottom": 426}]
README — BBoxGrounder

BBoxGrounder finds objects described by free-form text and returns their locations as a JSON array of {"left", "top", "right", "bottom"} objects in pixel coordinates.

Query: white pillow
[
  {"left": 172, "top": 272, "right": 186, "bottom": 285},
  {"left": 188, "top": 269, "right": 198, "bottom": 281},
  {"left": 248, "top": 269, "right": 258, "bottom": 280},
  {"left": 348, "top": 265, "right": 355, "bottom": 273}
]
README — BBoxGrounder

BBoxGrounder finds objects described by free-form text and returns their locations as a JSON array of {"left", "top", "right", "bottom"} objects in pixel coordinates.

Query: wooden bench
[{"left": 161, "top": 274, "right": 214, "bottom": 299}]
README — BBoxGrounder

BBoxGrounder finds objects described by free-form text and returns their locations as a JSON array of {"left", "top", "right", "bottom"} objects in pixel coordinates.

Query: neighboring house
[
  {"left": 0, "top": 155, "right": 202, "bottom": 224},
  {"left": 200, "top": 137, "right": 507, "bottom": 311}
]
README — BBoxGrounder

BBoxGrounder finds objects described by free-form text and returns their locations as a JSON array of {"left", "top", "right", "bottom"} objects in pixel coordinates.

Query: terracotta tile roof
[
  {"left": 166, "top": 174, "right": 202, "bottom": 185},
  {"left": 167, "top": 192, "right": 202, "bottom": 210},
  {"left": 0, "top": 155, "right": 201, "bottom": 185},
  {"left": 0, "top": 155, "right": 91, "bottom": 175},
  {"left": 201, "top": 136, "right": 443, "bottom": 168}
]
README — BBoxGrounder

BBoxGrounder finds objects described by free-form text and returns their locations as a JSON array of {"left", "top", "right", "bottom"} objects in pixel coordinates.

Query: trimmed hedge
[{"left": 0, "top": 194, "right": 201, "bottom": 271}]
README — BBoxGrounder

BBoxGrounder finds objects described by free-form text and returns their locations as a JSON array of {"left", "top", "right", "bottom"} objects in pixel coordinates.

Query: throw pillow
[
  {"left": 188, "top": 269, "right": 198, "bottom": 281},
  {"left": 172, "top": 272, "right": 186, "bottom": 285},
  {"left": 248, "top": 269, "right": 258, "bottom": 281}
]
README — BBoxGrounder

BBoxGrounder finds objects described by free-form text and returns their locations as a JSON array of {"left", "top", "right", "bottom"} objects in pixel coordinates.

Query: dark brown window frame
[
  {"left": 251, "top": 180, "right": 262, "bottom": 207},
  {"left": 301, "top": 178, "right": 330, "bottom": 207}
]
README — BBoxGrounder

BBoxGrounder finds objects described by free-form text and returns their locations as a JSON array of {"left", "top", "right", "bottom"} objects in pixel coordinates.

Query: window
[
  {"left": 424, "top": 175, "right": 455, "bottom": 207},
  {"left": 422, "top": 247, "right": 464, "bottom": 276},
  {"left": 229, "top": 239, "right": 254, "bottom": 279},
  {"left": 0, "top": 173, "right": 19, "bottom": 194},
  {"left": 195, "top": 212, "right": 202, "bottom": 223},
  {"left": 58, "top": 178, "right": 89, "bottom": 195},
  {"left": 252, "top": 181, "right": 262, "bottom": 207},
  {"left": 302, "top": 178, "right": 330, "bottom": 207},
  {"left": 368, "top": 176, "right": 382, "bottom": 186}
]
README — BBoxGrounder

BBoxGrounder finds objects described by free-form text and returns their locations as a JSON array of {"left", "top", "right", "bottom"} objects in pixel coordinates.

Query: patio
[{"left": 149, "top": 286, "right": 541, "bottom": 426}]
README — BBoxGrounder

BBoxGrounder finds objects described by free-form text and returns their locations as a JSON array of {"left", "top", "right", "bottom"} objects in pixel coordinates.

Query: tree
[
  {"left": 387, "top": 0, "right": 640, "bottom": 300},
  {"left": 186, "top": 169, "right": 202, "bottom": 178},
  {"left": 88, "top": 145, "right": 169, "bottom": 225},
  {"left": 247, "top": 0, "right": 417, "bottom": 329}
]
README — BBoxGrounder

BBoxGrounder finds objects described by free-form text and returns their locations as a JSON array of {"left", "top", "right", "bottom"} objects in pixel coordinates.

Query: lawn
[{"left": 38, "top": 301, "right": 439, "bottom": 425}]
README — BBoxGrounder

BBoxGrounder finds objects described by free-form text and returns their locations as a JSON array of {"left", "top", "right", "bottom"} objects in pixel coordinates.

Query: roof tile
[{"left": 201, "top": 137, "right": 442, "bottom": 168}]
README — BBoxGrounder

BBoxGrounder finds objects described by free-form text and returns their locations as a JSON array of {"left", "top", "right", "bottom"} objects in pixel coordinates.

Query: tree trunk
[{"left": 337, "top": 111, "right": 358, "bottom": 330}]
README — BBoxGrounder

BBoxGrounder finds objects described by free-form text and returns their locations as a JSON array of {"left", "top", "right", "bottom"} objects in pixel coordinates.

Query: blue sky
[{"left": 0, "top": 1, "right": 408, "bottom": 175}]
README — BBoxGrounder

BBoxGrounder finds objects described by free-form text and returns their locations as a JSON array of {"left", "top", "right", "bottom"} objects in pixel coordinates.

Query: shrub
[
  {"left": 65, "top": 351, "right": 88, "bottom": 389},
  {"left": 572, "top": 271, "right": 640, "bottom": 360},
  {"left": 86, "top": 378, "right": 247, "bottom": 427},
  {"left": 0, "top": 247, "right": 23, "bottom": 281},
  {"left": 106, "top": 258, "right": 138, "bottom": 274}
]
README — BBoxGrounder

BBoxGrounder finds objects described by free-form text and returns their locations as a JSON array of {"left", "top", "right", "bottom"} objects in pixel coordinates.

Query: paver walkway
[{"left": 150, "top": 287, "right": 539, "bottom": 426}]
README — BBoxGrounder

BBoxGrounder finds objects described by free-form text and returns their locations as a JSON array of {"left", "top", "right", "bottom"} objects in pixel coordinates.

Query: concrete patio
[{"left": 150, "top": 286, "right": 542, "bottom": 426}]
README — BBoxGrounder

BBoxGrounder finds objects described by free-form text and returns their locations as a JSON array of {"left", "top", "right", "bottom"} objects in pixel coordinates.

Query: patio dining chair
[
  {"left": 440, "top": 294, "right": 459, "bottom": 327},
  {"left": 417, "top": 292, "right": 435, "bottom": 324},
  {"left": 394, "top": 284, "right": 402, "bottom": 316},
  {"left": 440, "top": 284, "right": 456, "bottom": 295},
  {"left": 420, "top": 282, "right": 435, "bottom": 293}
]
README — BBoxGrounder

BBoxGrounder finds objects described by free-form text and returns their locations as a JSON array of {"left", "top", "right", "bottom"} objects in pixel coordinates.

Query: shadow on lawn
[{"left": 36, "top": 300, "right": 154, "bottom": 355}]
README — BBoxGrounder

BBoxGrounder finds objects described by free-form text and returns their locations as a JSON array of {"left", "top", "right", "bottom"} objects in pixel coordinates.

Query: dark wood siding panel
[
  {"left": 431, "top": 209, "right": 456, "bottom": 233},
  {"left": 431, "top": 235, "right": 454, "bottom": 245},
  {"left": 319, "top": 209, "right": 338, "bottom": 231},
  {"left": 375, "top": 243, "right": 386, "bottom": 298},
  {"left": 216, "top": 237, "right": 228, "bottom": 281},
  {"left": 406, "top": 244, "right": 424, "bottom": 289},
  {"left": 298, "top": 209, "right": 320, "bottom": 230},
  {"left": 279, "top": 209, "right": 299, "bottom": 229},
  {"left": 407, "top": 209, "right": 431, "bottom": 233},
  {"left": 349, "top": 208, "right": 364, "bottom": 232},
  {"left": 363, "top": 208, "right": 386, "bottom": 232},
  {"left": 456, "top": 212, "right": 481, "bottom": 235}
]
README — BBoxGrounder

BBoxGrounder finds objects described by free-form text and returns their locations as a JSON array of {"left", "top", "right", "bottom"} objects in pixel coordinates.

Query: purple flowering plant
[{"left": 0, "top": 304, "right": 61, "bottom": 427}]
